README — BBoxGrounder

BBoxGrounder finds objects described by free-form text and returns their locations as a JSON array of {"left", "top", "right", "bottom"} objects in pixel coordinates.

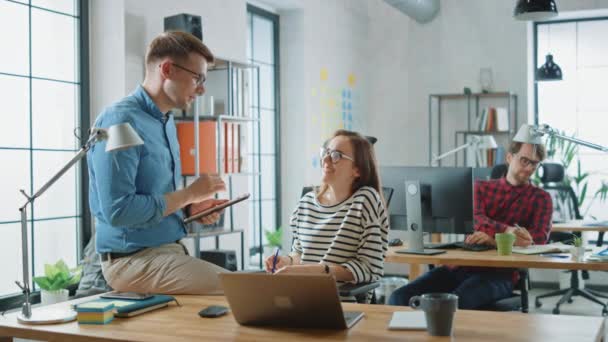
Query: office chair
[
  {"left": 299, "top": 185, "right": 394, "bottom": 304},
  {"left": 535, "top": 163, "right": 608, "bottom": 316}
]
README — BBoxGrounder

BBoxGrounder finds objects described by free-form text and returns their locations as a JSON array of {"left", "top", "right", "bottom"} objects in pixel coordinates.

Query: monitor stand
[{"left": 397, "top": 181, "right": 446, "bottom": 256}]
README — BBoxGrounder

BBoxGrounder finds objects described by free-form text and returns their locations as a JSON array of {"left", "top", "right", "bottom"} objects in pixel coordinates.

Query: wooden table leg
[{"left": 408, "top": 264, "right": 422, "bottom": 282}]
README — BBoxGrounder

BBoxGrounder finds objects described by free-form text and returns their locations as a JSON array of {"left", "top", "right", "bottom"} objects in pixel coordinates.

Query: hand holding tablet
[{"left": 184, "top": 193, "right": 250, "bottom": 224}]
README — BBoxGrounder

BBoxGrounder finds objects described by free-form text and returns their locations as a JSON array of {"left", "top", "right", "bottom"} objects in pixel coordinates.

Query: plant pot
[
  {"left": 571, "top": 246, "right": 586, "bottom": 262},
  {"left": 41, "top": 289, "right": 69, "bottom": 306}
]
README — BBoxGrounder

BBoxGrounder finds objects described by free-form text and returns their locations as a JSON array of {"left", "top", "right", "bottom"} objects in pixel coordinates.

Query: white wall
[{"left": 279, "top": 0, "right": 411, "bottom": 238}]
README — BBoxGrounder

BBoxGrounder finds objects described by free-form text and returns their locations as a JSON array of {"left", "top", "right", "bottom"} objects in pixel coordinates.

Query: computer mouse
[{"left": 388, "top": 238, "right": 403, "bottom": 247}]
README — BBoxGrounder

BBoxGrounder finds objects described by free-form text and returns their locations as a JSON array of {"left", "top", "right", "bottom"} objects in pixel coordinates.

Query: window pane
[
  {"left": 261, "top": 155, "right": 275, "bottom": 200},
  {"left": 33, "top": 217, "right": 78, "bottom": 278},
  {"left": 33, "top": 151, "right": 78, "bottom": 219},
  {"left": 0, "top": 223, "right": 24, "bottom": 296},
  {"left": 0, "top": 1, "right": 29, "bottom": 76},
  {"left": 247, "top": 13, "right": 253, "bottom": 60},
  {"left": 578, "top": 20, "right": 608, "bottom": 67},
  {"left": 578, "top": 111, "right": 608, "bottom": 147},
  {"left": 247, "top": 121, "right": 260, "bottom": 156},
  {"left": 0, "top": 74, "right": 30, "bottom": 148},
  {"left": 253, "top": 16, "right": 274, "bottom": 64},
  {"left": 261, "top": 200, "right": 276, "bottom": 233},
  {"left": 0, "top": 150, "right": 31, "bottom": 222},
  {"left": 31, "top": 0, "right": 78, "bottom": 16},
  {"left": 260, "top": 109, "right": 275, "bottom": 154},
  {"left": 32, "top": 79, "right": 78, "bottom": 149},
  {"left": 259, "top": 64, "right": 274, "bottom": 109},
  {"left": 32, "top": 8, "right": 77, "bottom": 82},
  {"left": 578, "top": 67, "right": 608, "bottom": 112}
]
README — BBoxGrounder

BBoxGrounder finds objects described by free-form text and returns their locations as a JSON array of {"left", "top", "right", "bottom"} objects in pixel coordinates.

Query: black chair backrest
[
  {"left": 537, "top": 163, "right": 582, "bottom": 221},
  {"left": 491, "top": 163, "right": 508, "bottom": 179}
]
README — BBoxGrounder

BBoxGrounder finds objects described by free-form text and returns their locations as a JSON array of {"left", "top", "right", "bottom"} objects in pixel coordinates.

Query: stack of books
[
  {"left": 75, "top": 301, "right": 114, "bottom": 325},
  {"left": 74, "top": 294, "right": 176, "bottom": 324}
]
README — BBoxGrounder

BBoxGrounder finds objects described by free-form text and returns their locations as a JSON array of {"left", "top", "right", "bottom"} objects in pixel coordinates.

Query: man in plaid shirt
[{"left": 389, "top": 140, "right": 552, "bottom": 309}]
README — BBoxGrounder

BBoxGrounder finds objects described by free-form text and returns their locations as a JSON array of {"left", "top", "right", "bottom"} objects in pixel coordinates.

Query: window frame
[{"left": 0, "top": 0, "right": 89, "bottom": 311}]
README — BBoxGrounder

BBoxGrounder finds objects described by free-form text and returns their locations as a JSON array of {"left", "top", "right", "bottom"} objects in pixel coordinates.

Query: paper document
[
  {"left": 512, "top": 242, "right": 590, "bottom": 255},
  {"left": 388, "top": 311, "right": 426, "bottom": 330}
]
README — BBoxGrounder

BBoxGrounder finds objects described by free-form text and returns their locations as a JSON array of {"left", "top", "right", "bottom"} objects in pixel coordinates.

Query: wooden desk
[
  {"left": 0, "top": 295, "right": 604, "bottom": 341},
  {"left": 553, "top": 220, "right": 608, "bottom": 246},
  {"left": 386, "top": 246, "right": 608, "bottom": 281},
  {"left": 553, "top": 220, "right": 608, "bottom": 233}
]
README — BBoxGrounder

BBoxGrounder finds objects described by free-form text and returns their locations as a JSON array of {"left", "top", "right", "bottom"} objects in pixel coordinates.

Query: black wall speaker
[
  {"left": 164, "top": 14, "right": 203, "bottom": 41},
  {"left": 200, "top": 249, "right": 237, "bottom": 271}
]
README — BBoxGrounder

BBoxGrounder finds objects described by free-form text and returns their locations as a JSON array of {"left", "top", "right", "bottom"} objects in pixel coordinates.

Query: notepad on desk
[
  {"left": 512, "top": 242, "right": 586, "bottom": 255},
  {"left": 388, "top": 311, "right": 426, "bottom": 330},
  {"left": 76, "top": 294, "right": 177, "bottom": 318}
]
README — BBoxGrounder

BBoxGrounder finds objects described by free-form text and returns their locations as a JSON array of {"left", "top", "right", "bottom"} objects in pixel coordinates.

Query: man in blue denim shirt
[{"left": 88, "top": 31, "right": 229, "bottom": 294}]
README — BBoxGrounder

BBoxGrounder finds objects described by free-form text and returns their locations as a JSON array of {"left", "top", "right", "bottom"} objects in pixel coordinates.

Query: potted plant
[
  {"left": 570, "top": 234, "right": 586, "bottom": 262},
  {"left": 33, "top": 259, "right": 82, "bottom": 305},
  {"left": 263, "top": 227, "right": 283, "bottom": 260}
]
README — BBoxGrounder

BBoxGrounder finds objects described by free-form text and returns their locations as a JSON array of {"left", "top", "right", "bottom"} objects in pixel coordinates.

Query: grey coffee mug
[{"left": 409, "top": 293, "right": 458, "bottom": 336}]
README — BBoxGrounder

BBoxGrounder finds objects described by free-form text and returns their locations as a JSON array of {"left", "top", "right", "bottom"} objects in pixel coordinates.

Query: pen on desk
[{"left": 271, "top": 248, "right": 280, "bottom": 273}]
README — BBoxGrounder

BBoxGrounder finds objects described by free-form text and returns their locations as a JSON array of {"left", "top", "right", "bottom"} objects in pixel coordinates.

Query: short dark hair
[
  {"left": 145, "top": 31, "right": 214, "bottom": 67},
  {"left": 508, "top": 141, "right": 546, "bottom": 161}
]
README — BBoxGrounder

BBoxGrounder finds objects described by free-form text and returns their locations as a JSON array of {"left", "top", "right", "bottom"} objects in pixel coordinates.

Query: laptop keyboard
[{"left": 424, "top": 241, "right": 494, "bottom": 252}]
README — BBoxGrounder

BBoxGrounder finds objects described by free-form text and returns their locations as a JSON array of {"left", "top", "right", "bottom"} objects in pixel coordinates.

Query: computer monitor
[
  {"left": 381, "top": 166, "right": 475, "bottom": 254},
  {"left": 380, "top": 166, "right": 474, "bottom": 235}
]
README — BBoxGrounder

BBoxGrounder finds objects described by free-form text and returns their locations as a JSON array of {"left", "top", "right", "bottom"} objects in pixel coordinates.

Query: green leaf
[
  {"left": 33, "top": 276, "right": 52, "bottom": 290},
  {"left": 579, "top": 183, "right": 588, "bottom": 208}
]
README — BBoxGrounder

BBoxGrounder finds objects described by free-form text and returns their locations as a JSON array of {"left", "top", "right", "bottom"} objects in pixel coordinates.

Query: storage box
[{"left": 176, "top": 121, "right": 217, "bottom": 175}]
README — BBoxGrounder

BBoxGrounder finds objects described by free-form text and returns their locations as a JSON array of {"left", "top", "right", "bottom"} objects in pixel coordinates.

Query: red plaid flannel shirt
[{"left": 456, "top": 178, "right": 553, "bottom": 284}]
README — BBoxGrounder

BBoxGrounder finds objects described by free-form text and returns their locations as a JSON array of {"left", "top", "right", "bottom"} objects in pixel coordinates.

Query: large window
[
  {"left": 535, "top": 17, "right": 608, "bottom": 221},
  {"left": 246, "top": 5, "right": 280, "bottom": 264},
  {"left": 0, "top": 0, "right": 87, "bottom": 299}
]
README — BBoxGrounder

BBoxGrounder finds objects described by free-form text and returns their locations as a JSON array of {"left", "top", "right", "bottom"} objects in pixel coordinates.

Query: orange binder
[{"left": 176, "top": 121, "right": 217, "bottom": 175}]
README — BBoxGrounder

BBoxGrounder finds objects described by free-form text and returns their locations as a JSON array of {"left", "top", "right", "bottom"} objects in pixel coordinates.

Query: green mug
[{"left": 495, "top": 233, "right": 516, "bottom": 256}]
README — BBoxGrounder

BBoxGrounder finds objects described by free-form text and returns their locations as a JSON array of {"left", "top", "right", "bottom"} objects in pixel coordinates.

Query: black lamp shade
[
  {"left": 514, "top": 0, "right": 558, "bottom": 21},
  {"left": 537, "top": 54, "right": 563, "bottom": 81}
]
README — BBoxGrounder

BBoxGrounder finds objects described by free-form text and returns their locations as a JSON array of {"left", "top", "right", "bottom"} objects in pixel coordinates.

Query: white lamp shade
[
  {"left": 105, "top": 123, "right": 144, "bottom": 152},
  {"left": 476, "top": 135, "right": 498, "bottom": 149},
  {"left": 513, "top": 124, "right": 544, "bottom": 145}
]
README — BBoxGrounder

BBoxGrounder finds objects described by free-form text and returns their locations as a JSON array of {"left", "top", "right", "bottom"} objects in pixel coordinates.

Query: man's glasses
[
  {"left": 171, "top": 63, "right": 206, "bottom": 87},
  {"left": 515, "top": 154, "right": 541, "bottom": 169},
  {"left": 320, "top": 147, "right": 354, "bottom": 164}
]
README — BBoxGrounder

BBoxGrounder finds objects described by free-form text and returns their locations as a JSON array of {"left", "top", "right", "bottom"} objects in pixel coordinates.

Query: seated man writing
[{"left": 389, "top": 135, "right": 552, "bottom": 309}]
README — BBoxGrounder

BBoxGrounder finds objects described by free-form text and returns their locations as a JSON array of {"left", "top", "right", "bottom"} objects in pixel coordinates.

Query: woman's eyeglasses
[{"left": 320, "top": 148, "right": 354, "bottom": 164}]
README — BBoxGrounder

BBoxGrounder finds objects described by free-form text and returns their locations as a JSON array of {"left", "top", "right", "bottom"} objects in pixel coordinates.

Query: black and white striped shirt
[{"left": 290, "top": 186, "right": 390, "bottom": 302}]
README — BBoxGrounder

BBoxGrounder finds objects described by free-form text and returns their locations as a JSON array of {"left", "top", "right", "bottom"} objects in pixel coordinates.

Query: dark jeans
[{"left": 388, "top": 266, "right": 514, "bottom": 309}]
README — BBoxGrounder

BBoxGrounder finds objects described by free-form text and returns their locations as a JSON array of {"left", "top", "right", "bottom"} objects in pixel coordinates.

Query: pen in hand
[{"left": 271, "top": 248, "right": 280, "bottom": 274}]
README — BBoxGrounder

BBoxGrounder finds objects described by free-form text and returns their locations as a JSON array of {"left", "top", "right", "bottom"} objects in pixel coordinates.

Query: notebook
[
  {"left": 512, "top": 242, "right": 587, "bottom": 255},
  {"left": 388, "top": 311, "right": 426, "bottom": 330},
  {"left": 76, "top": 294, "right": 177, "bottom": 317}
]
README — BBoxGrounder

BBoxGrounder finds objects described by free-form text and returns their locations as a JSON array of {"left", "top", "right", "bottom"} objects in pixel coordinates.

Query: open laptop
[{"left": 219, "top": 273, "right": 364, "bottom": 329}]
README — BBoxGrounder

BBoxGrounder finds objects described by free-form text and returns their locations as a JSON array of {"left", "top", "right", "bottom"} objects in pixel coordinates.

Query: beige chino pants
[{"left": 101, "top": 242, "right": 228, "bottom": 295}]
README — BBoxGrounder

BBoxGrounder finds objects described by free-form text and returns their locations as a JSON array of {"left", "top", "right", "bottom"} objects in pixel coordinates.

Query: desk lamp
[
  {"left": 15, "top": 122, "right": 143, "bottom": 324},
  {"left": 432, "top": 135, "right": 497, "bottom": 166}
]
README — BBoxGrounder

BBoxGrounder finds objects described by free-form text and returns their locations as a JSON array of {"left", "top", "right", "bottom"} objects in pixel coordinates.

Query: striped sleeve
[
  {"left": 289, "top": 205, "right": 303, "bottom": 255},
  {"left": 342, "top": 188, "right": 390, "bottom": 284}
]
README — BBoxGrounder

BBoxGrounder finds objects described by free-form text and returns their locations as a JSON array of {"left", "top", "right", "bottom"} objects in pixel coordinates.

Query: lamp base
[{"left": 17, "top": 307, "right": 77, "bottom": 325}]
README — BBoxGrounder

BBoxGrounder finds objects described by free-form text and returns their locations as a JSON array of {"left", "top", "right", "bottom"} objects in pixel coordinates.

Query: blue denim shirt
[{"left": 88, "top": 85, "right": 185, "bottom": 253}]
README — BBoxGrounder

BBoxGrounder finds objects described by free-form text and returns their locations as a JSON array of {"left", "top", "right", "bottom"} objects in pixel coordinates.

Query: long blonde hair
[{"left": 317, "top": 130, "right": 382, "bottom": 199}]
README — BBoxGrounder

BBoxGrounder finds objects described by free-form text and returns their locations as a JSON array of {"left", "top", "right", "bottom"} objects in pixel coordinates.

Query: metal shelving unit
[
  {"left": 429, "top": 92, "right": 518, "bottom": 167},
  {"left": 178, "top": 57, "right": 261, "bottom": 270}
]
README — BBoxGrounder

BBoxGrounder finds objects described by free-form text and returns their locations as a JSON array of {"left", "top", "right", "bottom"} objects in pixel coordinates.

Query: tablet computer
[{"left": 183, "top": 193, "right": 250, "bottom": 224}]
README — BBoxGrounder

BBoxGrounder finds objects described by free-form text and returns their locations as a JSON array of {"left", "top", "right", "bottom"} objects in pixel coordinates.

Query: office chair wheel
[
  {"left": 552, "top": 308, "right": 560, "bottom": 315},
  {"left": 602, "top": 309, "right": 608, "bottom": 317},
  {"left": 567, "top": 299, "right": 573, "bottom": 303},
  {"left": 535, "top": 299, "right": 542, "bottom": 308}
]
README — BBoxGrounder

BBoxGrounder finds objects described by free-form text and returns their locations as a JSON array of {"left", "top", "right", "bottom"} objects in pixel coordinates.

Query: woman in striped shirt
[{"left": 264, "top": 130, "right": 389, "bottom": 302}]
